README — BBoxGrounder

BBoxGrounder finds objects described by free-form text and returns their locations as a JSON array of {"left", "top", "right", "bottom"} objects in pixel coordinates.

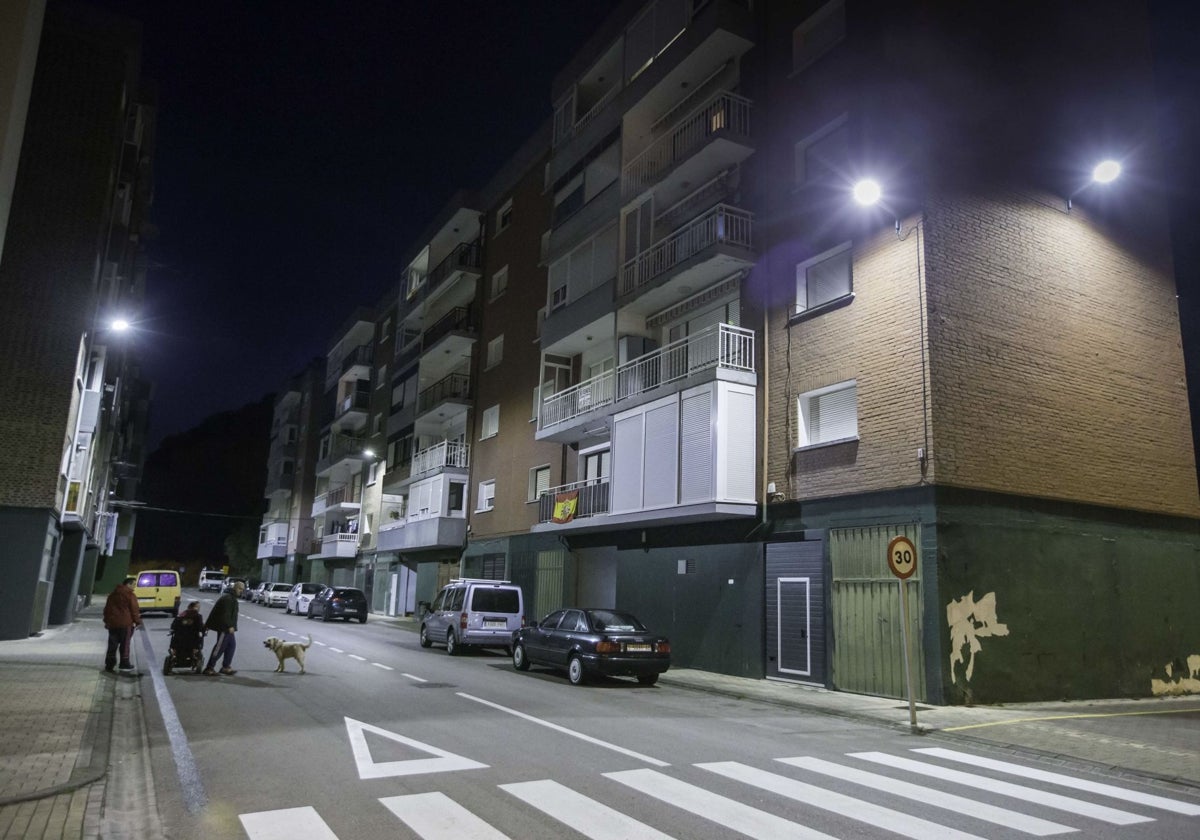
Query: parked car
[
  {"left": 198, "top": 570, "right": 226, "bottom": 592},
  {"left": 131, "top": 569, "right": 183, "bottom": 617},
  {"left": 262, "top": 582, "right": 293, "bottom": 608},
  {"left": 222, "top": 577, "right": 247, "bottom": 594},
  {"left": 307, "top": 586, "right": 368, "bottom": 623},
  {"left": 243, "top": 579, "right": 263, "bottom": 601},
  {"left": 512, "top": 608, "right": 670, "bottom": 686},
  {"left": 419, "top": 578, "right": 524, "bottom": 655},
  {"left": 286, "top": 582, "right": 323, "bottom": 615}
]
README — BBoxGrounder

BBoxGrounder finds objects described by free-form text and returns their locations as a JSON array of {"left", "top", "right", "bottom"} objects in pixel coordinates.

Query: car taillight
[
  {"left": 521, "top": 614, "right": 527, "bottom": 627},
  {"left": 596, "top": 639, "right": 621, "bottom": 654},
  {"left": 459, "top": 612, "right": 468, "bottom": 629},
  {"left": 656, "top": 641, "right": 671, "bottom": 654},
  {"left": 331, "top": 597, "right": 342, "bottom": 604}
]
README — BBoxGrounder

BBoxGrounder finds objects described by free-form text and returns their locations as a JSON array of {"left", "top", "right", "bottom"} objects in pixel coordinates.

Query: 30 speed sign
[{"left": 886, "top": 535, "right": 917, "bottom": 580}]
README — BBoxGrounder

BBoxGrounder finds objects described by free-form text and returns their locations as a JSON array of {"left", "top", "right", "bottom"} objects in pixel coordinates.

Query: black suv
[{"left": 308, "top": 586, "right": 368, "bottom": 623}]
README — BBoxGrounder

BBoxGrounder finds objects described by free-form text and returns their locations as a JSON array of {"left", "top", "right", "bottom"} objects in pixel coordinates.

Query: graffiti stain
[
  {"left": 946, "top": 590, "right": 1009, "bottom": 684},
  {"left": 1151, "top": 654, "right": 1200, "bottom": 696}
]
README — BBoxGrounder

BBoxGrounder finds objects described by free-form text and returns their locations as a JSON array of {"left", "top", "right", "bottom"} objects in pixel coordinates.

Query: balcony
[
  {"left": 315, "top": 434, "right": 368, "bottom": 476},
  {"left": 256, "top": 538, "right": 288, "bottom": 560},
  {"left": 316, "top": 532, "right": 359, "bottom": 559},
  {"left": 537, "top": 322, "right": 754, "bottom": 441},
  {"left": 623, "top": 91, "right": 753, "bottom": 200},
  {"left": 619, "top": 204, "right": 753, "bottom": 315},
  {"left": 425, "top": 242, "right": 482, "bottom": 303},
  {"left": 312, "top": 484, "right": 361, "bottom": 517},
  {"left": 263, "top": 469, "right": 294, "bottom": 496},
  {"left": 536, "top": 478, "right": 610, "bottom": 524},
  {"left": 340, "top": 344, "right": 373, "bottom": 375},
  {"left": 410, "top": 440, "right": 469, "bottom": 478},
  {"left": 335, "top": 387, "right": 370, "bottom": 430},
  {"left": 416, "top": 372, "right": 471, "bottom": 427},
  {"left": 376, "top": 513, "right": 466, "bottom": 554}
]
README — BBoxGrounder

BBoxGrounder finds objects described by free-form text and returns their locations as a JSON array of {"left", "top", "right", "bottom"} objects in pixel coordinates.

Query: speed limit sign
[{"left": 887, "top": 535, "right": 917, "bottom": 579}]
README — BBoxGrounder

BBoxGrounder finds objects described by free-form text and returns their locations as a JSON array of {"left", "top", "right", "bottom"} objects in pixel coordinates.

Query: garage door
[{"left": 765, "top": 540, "right": 825, "bottom": 685}]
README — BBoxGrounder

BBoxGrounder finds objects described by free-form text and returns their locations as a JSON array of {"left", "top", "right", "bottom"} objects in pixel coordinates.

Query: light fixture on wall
[{"left": 1067, "top": 157, "right": 1123, "bottom": 211}]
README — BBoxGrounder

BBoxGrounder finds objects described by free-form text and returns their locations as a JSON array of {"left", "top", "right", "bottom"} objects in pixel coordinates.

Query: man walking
[
  {"left": 204, "top": 580, "right": 244, "bottom": 675},
  {"left": 103, "top": 577, "right": 141, "bottom": 672}
]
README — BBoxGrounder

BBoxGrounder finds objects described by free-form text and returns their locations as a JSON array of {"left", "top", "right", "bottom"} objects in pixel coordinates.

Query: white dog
[{"left": 263, "top": 634, "right": 312, "bottom": 674}]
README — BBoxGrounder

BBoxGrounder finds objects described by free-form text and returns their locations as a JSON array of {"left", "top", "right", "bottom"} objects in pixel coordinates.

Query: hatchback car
[
  {"left": 262, "top": 582, "right": 293, "bottom": 608},
  {"left": 512, "top": 608, "right": 670, "bottom": 686},
  {"left": 222, "top": 577, "right": 247, "bottom": 594},
  {"left": 307, "top": 586, "right": 368, "bottom": 623},
  {"left": 243, "top": 579, "right": 264, "bottom": 601},
  {"left": 286, "top": 582, "right": 323, "bottom": 615}
]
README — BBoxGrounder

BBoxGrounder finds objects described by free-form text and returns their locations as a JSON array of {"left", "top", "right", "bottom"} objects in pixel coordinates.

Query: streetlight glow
[
  {"left": 111, "top": 318, "right": 130, "bottom": 332},
  {"left": 1092, "top": 159, "right": 1121, "bottom": 184},
  {"left": 852, "top": 178, "right": 882, "bottom": 206}
]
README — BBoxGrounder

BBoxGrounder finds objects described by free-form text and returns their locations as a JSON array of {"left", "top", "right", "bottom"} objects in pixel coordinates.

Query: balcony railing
[
  {"left": 539, "top": 322, "right": 754, "bottom": 430},
  {"left": 422, "top": 305, "right": 473, "bottom": 348},
  {"left": 620, "top": 204, "right": 752, "bottom": 296},
  {"left": 338, "top": 389, "right": 370, "bottom": 418},
  {"left": 623, "top": 92, "right": 752, "bottom": 198},
  {"left": 417, "top": 371, "right": 470, "bottom": 414},
  {"left": 340, "top": 344, "right": 373, "bottom": 375},
  {"left": 317, "top": 434, "right": 367, "bottom": 473},
  {"left": 426, "top": 242, "right": 482, "bottom": 298},
  {"left": 537, "top": 478, "right": 611, "bottom": 523},
  {"left": 411, "top": 440, "right": 470, "bottom": 476}
]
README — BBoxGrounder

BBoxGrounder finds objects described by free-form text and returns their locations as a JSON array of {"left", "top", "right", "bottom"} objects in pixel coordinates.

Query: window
[
  {"left": 792, "top": 0, "right": 846, "bottom": 74},
  {"left": 449, "top": 481, "right": 465, "bottom": 512},
  {"left": 583, "top": 448, "right": 610, "bottom": 482},
  {"left": 796, "top": 243, "right": 852, "bottom": 314},
  {"left": 391, "top": 374, "right": 417, "bottom": 409},
  {"left": 486, "top": 335, "right": 504, "bottom": 369},
  {"left": 490, "top": 266, "right": 508, "bottom": 301},
  {"left": 495, "top": 199, "right": 513, "bottom": 234},
  {"left": 535, "top": 306, "right": 546, "bottom": 341},
  {"left": 797, "top": 381, "right": 858, "bottom": 447},
  {"left": 372, "top": 413, "right": 383, "bottom": 435},
  {"left": 366, "top": 461, "right": 379, "bottom": 485},
  {"left": 794, "top": 115, "right": 848, "bottom": 186},
  {"left": 481, "top": 405, "right": 499, "bottom": 439},
  {"left": 381, "top": 317, "right": 392, "bottom": 342},
  {"left": 528, "top": 465, "right": 551, "bottom": 502},
  {"left": 477, "top": 479, "right": 496, "bottom": 512},
  {"left": 376, "top": 363, "right": 387, "bottom": 388}
]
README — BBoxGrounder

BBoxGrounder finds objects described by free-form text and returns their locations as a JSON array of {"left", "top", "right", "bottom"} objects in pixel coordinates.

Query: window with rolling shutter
[{"left": 797, "top": 381, "right": 857, "bottom": 447}]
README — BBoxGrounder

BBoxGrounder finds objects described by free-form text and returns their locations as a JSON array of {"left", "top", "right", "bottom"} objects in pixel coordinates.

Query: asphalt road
[{"left": 136, "top": 590, "right": 1200, "bottom": 840}]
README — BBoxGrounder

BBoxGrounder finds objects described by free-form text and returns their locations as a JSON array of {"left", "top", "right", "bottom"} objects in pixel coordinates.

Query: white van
[
  {"left": 419, "top": 579, "right": 525, "bottom": 656},
  {"left": 198, "top": 570, "right": 226, "bottom": 592}
]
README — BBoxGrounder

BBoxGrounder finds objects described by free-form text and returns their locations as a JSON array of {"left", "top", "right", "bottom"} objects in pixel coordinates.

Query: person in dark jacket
[
  {"left": 168, "top": 601, "right": 206, "bottom": 667},
  {"left": 103, "top": 579, "right": 142, "bottom": 672},
  {"left": 204, "top": 580, "right": 244, "bottom": 675}
]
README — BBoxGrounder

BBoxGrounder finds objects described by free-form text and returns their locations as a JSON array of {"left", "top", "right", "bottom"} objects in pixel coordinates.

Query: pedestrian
[
  {"left": 204, "top": 580, "right": 244, "bottom": 675},
  {"left": 103, "top": 577, "right": 141, "bottom": 672}
]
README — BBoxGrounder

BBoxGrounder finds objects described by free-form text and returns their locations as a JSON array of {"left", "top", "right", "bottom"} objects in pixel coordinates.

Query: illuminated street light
[
  {"left": 852, "top": 178, "right": 882, "bottom": 206},
  {"left": 1092, "top": 159, "right": 1121, "bottom": 184},
  {"left": 111, "top": 318, "right": 131, "bottom": 332}
]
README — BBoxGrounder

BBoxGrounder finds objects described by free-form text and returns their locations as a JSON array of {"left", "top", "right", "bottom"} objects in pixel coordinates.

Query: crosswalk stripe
[
  {"left": 776, "top": 756, "right": 1075, "bottom": 836},
  {"left": 700, "top": 761, "right": 990, "bottom": 840},
  {"left": 501, "top": 779, "right": 675, "bottom": 840},
  {"left": 379, "top": 791, "right": 510, "bottom": 839},
  {"left": 912, "top": 747, "right": 1200, "bottom": 816},
  {"left": 605, "top": 768, "right": 838, "bottom": 839},
  {"left": 240, "top": 806, "right": 339, "bottom": 839},
  {"left": 851, "top": 752, "right": 1153, "bottom": 825}
]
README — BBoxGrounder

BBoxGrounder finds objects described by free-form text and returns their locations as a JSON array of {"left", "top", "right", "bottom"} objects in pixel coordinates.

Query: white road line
[
  {"left": 379, "top": 792, "right": 509, "bottom": 839},
  {"left": 240, "top": 806, "right": 339, "bottom": 839},
  {"left": 502, "top": 779, "right": 674, "bottom": 840},
  {"left": 913, "top": 747, "right": 1200, "bottom": 816},
  {"left": 605, "top": 768, "right": 836, "bottom": 839},
  {"left": 402, "top": 673, "right": 427, "bottom": 682},
  {"left": 372, "top": 662, "right": 394, "bottom": 670},
  {"left": 330, "top": 647, "right": 344, "bottom": 653},
  {"left": 778, "top": 756, "right": 1075, "bottom": 836},
  {"left": 852, "top": 752, "right": 1153, "bottom": 825},
  {"left": 700, "top": 761, "right": 989, "bottom": 840},
  {"left": 138, "top": 629, "right": 206, "bottom": 814},
  {"left": 348, "top": 654, "right": 367, "bottom": 661},
  {"left": 313, "top": 640, "right": 327, "bottom": 646},
  {"left": 457, "top": 693, "right": 668, "bottom": 767}
]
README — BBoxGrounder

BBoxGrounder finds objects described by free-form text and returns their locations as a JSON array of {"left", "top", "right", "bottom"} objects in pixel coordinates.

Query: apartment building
[{"left": 0, "top": 1, "right": 153, "bottom": 639}]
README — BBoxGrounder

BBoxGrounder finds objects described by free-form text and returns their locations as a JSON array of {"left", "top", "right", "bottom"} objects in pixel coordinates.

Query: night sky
[{"left": 81, "top": 1, "right": 1199, "bottom": 454}]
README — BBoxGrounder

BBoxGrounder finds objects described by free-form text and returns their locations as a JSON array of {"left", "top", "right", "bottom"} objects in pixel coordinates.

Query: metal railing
[
  {"left": 411, "top": 440, "right": 470, "bottom": 476},
  {"left": 620, "top": 204, "right": 752, "bottom": 296},
  {"left": 422, "top": 305, "right": 473, "bottom": 348},
  {"left": 340, "top": 344, "right": 373, "bottom": 374},
  {"left": 315, "top": 434, "right": 367, "bottom": 473},
  {"left": 539, "top": 322, "right": 754, "bottom": 430},
  {"left": 417, "top": 371, "right": 470, "bottom": 414},
  {"left": 623, "top": 91, "right": 752, "bottom": 198},
  {"left": 426, "top": 242, "right": 482, "bottom": 297},
  {"left": 338, "top": 389, "right": 370, "bottom": 417},
  {"left": 537, "top": 478, "right": 611, "bottom": 523}
]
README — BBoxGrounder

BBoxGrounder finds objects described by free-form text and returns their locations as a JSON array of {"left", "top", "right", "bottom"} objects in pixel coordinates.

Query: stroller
[{"left": 163, "top": 606, "right": 207, "bottom": 675}]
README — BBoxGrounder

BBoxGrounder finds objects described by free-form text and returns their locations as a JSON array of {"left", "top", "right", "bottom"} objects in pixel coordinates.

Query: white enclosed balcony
[
  {"left": 410, "top": 440, "right": 469, "bottom": 478},
  {"left": 317, "top": 532, "right": 359, "bottom": 559}
]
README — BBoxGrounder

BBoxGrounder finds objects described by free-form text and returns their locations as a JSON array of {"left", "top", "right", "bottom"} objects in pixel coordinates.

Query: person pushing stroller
[{"left": 164, "top": 600, "right": 207, "bottom": 675}]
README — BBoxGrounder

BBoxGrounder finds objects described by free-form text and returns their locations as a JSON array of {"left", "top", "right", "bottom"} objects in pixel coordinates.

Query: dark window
[
  {"left": 160, "top": 573, "right": 178, "bottom": 586},
  {"left": 470, "top": 588, "right": 520, "bottom": 613},
  {"left": 587, "top": 610, "right": 645, "bottom": 632},
  {"left": 541, "top": 609, "right": 565, "bottom": 629},
  {"left": 448, "top": 588, "right": 466, "bottom": 611}
]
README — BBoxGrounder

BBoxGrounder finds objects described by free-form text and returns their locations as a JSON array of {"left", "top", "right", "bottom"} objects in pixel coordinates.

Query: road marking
[
  {"left": 777, "top": 756, "right": 1074, "bottom": 835},
  {"left": 348, "top": 654, "right": 367, "bottom": 661},
  {"left": 700, "top": 761, "right": 989, "bottom": 840},
  {"left": 313, "top": 640, "right": 327, "bottom": 646},
  {"left": 330, "top": 647, "right": 344, "bottom": 653},
  {"left": 457, "top": 693, "right": 669, "bottom": 767},
  {"left": 372, "top": 662, "right": 394, "bottom": 671},
  {"left": 240, "top": 806, "right": 338, "bottom": 839},
  {"left": 851, "top": 752, "right": 1153, "bottom": 825},
  {"left": 402, "top": 673, "right": 427, "bottom": 682},
  {"left": 914, "top": 747, "right": 1200, "bottom": 815},
  {"left": 380, "top": 792, "right": 509, "bottom": 839},
  {"left": 344, "top": 717, "right": 487, "bottom": 779},
  {"left": 501, "top": 779, "right": 674, "bottom": 840},
  {"left": 606, "top": 768, "right": 836, "bottom": 839},
  {"left": 942, "top": 706, "right": 1200, "bottom": 732},
  {"left": 138, "top": 629, "right": 207, "bottom": 814}
]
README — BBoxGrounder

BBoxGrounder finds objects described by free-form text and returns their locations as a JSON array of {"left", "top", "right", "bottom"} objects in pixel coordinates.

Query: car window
[
  {"left": 160, "top": 573, "right": 178, "bottom": 586},
  {"left": 562, "top": 610, "right": 587, "bottom": 632},
  {"left": 587, "top": 610, "right": 645, "bottom": 632},
  {"left": 301, "top": 583, "right": 322, "bottom": 594},
  {"left": 470, "top": 587, "right": 519, "bottom": 613},
  {"left": 448, "top": 588, "right": 465, "bottom": 611},
  {"left": 540, "top": 610, "right": 565, "bottom": 630},
  {"left": 271, "top": 583, "right": 290, "bottom": 592},
  {"left": 136, "top": 573, "right": 156, "bottom": 587}
]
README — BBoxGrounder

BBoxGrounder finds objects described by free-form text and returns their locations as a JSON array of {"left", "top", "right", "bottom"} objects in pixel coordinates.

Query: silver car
[
  {"left": 419, "top": 579, "right": 525, "bottom": 656},
  {"left": 286, "top": 582, "right": 323, "bottom": 615}
]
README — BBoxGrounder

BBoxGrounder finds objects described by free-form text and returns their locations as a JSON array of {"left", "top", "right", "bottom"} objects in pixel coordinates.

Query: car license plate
[
  {"left": 484, "top": 619, "right": 506, "bottom": 628},
  {"left": 626, "top": 643, "right": 651, "bottom": 652}
]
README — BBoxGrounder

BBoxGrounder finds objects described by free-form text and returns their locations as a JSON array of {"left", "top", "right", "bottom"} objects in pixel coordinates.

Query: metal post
[{"left": 899, "top": 576, "right": 918, "bottom": 732}]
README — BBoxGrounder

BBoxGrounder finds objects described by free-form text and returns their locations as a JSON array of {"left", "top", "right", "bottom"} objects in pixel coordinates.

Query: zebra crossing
[{"left": 240, "top": 746, "right": 1200, "bottom": 839}]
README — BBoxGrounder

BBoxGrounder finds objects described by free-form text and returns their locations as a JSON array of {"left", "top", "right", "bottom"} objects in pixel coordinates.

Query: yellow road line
[{"left": 943, "top": 707, "right": 1200, "bottom": 732}]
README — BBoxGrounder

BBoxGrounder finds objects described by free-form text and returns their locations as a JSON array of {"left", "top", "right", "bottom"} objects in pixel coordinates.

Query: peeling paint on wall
[
  {"left": 1150, "top": 654, "right": 1200, "bottom": 696},
  {"left": 947, "top": 590, "right": 1009, "bottom": 684}
]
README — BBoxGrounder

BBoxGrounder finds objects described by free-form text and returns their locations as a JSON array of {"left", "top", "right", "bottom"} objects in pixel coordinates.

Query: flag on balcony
[{"left": 551, "top": 490, "right": 579, "bottom": 524}]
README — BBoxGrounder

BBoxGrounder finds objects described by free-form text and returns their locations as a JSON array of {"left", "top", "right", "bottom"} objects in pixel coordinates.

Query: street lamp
[
  {"left": 110, "top": 318, "right": 131, "bottom": 332},
  {"left": 852, "top": 178, "right": 882, "bottom": 206},
  {"left": 1091, "top": 159, "right": 1121, "bottom": 184}
]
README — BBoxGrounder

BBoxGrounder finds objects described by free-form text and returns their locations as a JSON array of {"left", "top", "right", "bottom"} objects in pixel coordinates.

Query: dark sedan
[
  {"left": 512, "top": 608, "right": 670, "bottom": 686},
  {"left": 307, "top": 586, "right": 368, "bottom": 623}
]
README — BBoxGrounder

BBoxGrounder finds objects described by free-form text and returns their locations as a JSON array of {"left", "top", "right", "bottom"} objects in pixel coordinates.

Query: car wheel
[
  {"left": 162, "top": 656, "right": 172, "bottom": 676},
  {"left": 567, "top": 655, "right": 585, "bottom": 686},
  {"left": 358, "top": 616, "right": 367, "bottom": 624},
  {"left": 513, "top": 643, "right": 530, "bottom": 671},
  {"left": 306, "top": 609, "right": 313, "bottom": 620},
  {"left": 419, "top": 625, "right": 431, "bottom": 648},
  {"left": 446, "top": 631, "right": 459, "bottom": 656},
  {"left": 637, "top": 674, "right": 659, "bottom": 686},
  {"left": 322, "top": 609, "right": 331, "bottom": 623}
]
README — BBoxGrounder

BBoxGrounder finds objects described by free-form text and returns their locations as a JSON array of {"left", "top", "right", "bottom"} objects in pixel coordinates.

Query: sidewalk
[{"left": 1, "top": 607, "right": 1196, "bottom": 840}]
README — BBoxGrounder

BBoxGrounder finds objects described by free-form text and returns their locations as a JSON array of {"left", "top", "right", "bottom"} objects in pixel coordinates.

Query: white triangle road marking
[{"left": 344, "top": 717, "right": 488, "bottom": 779}]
